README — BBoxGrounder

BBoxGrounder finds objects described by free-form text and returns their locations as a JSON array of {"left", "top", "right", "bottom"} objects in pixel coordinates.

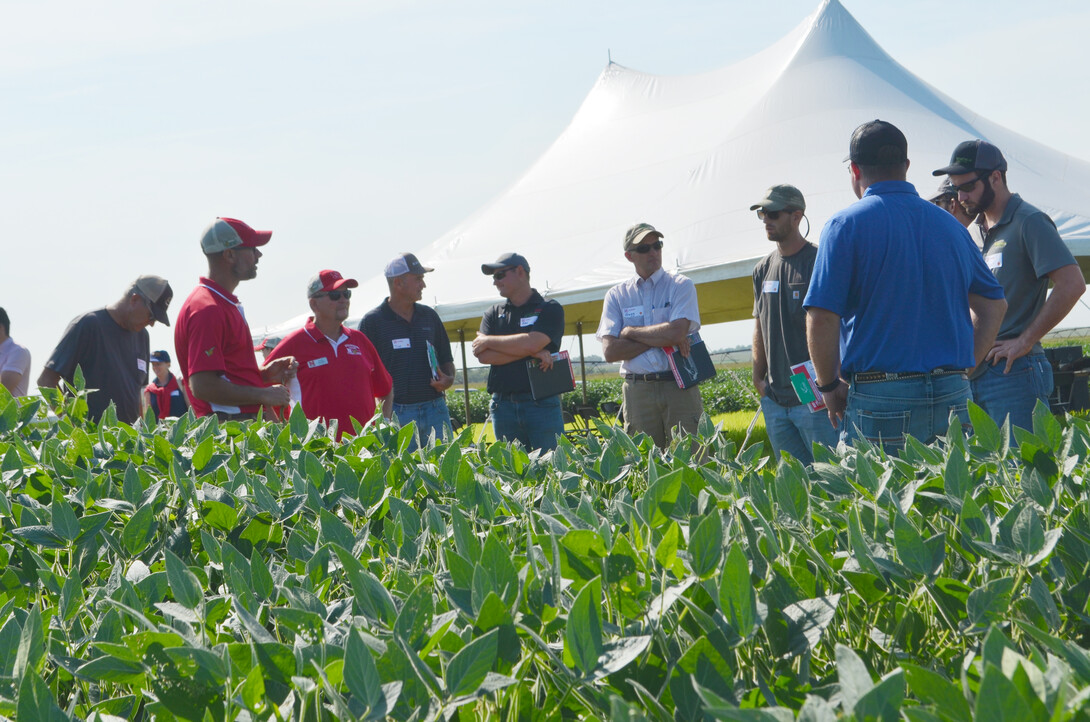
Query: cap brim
[
  {"left": 932, "top": 163, "right": 972, "bottom": 177},
  {"left": 624, "top": 230, "right": 663, "bottom": 250},
  {"left": 482, "top": 263, "right": 507, "bottom": 274},
  {"left": 242, "top": 230, "right": 273, "bottom": 247},
  {"left": 152, "top": 304, "right": 171, "bottom": 326},
  {"left": 330, "top": 278, "right": 359, "bottom": 290},
  {"left": 750, "top": 200, "right": 789, "bottom": 211}
]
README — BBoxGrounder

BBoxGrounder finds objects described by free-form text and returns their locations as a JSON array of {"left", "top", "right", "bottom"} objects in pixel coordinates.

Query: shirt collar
[
  {"left": 636, "top": 267, "right": 667, "bottom": 286},
  {"left": 504, "top": 289, "right": 544, "bottom": 312},
  {"left": 199, "top": 277, "right": 240, "bottom": 304},
  {"left": 994, "top": 193, "right": 1024, "bottom": 228},
  {"left": 303, "top": 317, "right": 346, "bottom": 344},
  {"left": 861, "top": 180, "right": 917, "bottom": 197}
]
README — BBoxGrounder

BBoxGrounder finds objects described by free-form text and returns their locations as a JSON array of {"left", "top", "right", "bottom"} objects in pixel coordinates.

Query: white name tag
[
  {"left": 137, "top": 358, "right": 147, "bottom": 371},
  {"left": 986, "top": 253, "right": 1003, "bottom": 270},
  {"left": 622, "top": 305, "right": 644, "bottom": 320},
  {"left": 520, "top": 315, "right": 538, "bottom": 327},
  {"left": 392, "top": 338, "right": 411, "bottom": 349},
  {"left": 307, "top": 357, "right": 329, "bottom": 369},
  {"left": 763, "top": 280, "right": 779, "bottom": 294},
  {"left": 170, "top": 390, "right": 180, "bottom": 396}
]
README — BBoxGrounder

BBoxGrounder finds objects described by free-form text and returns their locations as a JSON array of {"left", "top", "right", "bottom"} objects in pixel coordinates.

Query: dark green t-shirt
[{"left": 753, "top": 243, "right": 817, "bottom": 407}]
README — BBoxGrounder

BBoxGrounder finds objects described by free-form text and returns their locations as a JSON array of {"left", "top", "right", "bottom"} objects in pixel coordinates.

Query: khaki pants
[{"left": 622, "top": 379, "right": 703, "bottom": 448}]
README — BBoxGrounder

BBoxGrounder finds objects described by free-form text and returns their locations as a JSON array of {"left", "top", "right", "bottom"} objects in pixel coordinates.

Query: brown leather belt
[{"left": 624, "top": 371, "right": 674, "bottom": 382}]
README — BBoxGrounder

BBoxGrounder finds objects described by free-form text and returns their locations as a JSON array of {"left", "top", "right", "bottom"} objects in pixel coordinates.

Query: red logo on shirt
[{"left": 346, "top": 345, "right": 362, "bottom": 356}]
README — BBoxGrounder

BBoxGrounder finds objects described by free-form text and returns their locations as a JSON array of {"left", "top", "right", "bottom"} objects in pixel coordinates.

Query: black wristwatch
[{"left": 817, "top": 378, "right": 842, "bottom": 393}]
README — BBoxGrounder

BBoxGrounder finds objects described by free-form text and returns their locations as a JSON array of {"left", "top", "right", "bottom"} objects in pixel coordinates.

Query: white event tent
[{"left": 258, "top": 0, "right": 1090, "bottom": 383}]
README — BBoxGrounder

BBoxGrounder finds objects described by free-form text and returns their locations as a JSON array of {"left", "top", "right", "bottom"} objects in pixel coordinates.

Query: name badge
[
  {"left": 170, "top": 390, "right": 180, "bottom": 396},
  {"left": 763, "top": 280, "right": 779, "bottom": 294},
  {"left": 520, "top": 315, "right": 538, "bottom": 327},
  {"left": 307, "top": 357, "right": 329, "bottom": 369},
  {"left": 346, "top": 345, "right": 362, "bottom": 356},
  {"left": 986, "top": 253, "right": 1003, "bottom": 270},
  {"left": 137, "top": 358, "right": 147, "bottom": 371},
  {"left": 392, "top": 338, "right": 411, "bottom": 349},
  {"left": 622, "top": 306, "right": 644, "bottom": 320}
]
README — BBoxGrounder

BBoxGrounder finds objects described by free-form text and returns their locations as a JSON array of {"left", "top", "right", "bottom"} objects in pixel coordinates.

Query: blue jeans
[
  {"left": 393, "top": 396, "right": 452, "bottom": 451},
  {"left": 760, "top": 395, "right": 839, "bottom": 465},
  {"left": 490, "top": 392, "right": 564, "bottom": 451},
  {"left": 970, "top": 352, "right": 1052, "bottom": 432},
  {"left": 844, "top": 374, "right": 971, "bottom": 454}
]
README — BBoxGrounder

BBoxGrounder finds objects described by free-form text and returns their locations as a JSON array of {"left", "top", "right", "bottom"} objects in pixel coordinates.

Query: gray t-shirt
[
  {"left": 982, "top": 194, "right": 1076, "bottom": 346},
  {"left": 753, "top": 242, "right": 817, "bottom": 407},
  {"left": 45, "top": 308, "right": 150, "bottom": 423}
]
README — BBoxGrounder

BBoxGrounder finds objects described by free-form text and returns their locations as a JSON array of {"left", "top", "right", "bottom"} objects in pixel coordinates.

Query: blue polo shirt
[{"left": 804, "top": 181, "right": 1004, "bottom": 374}]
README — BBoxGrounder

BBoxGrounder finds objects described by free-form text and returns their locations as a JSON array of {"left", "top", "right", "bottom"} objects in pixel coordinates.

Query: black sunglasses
[
  {"left": 951, "top": 172, "right": 990, "bottom": 194},
  {"left": 757, "top": 209, "right": 797, "bottom": 221},
  {"left": 318, "top": 290, "right": 352, "bottom": 301},
  {"left": 631, "top": 240, "right": 664, "bottom": 254},
  {"left": 493, "top": 267, "right": 518, "bottom": 281}
]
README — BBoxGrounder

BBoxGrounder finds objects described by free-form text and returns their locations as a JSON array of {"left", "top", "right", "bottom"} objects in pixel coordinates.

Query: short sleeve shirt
[
  {"left": 596, "top": 267, "right": 700, "bottom": 374},
  {"left": 45, "top": 308, "right": 150, "bottom": 423},
  {"left": 359, "top": 300, "right": 455, "bottom": 405},
  {"left": 0, "top": 337, "right": 32, "bottom": 397},
  {"left": 982, "top": 194, "right": 1077, "bottom": 344},
  {"left": 480, "top": 290, "right": 564, "bottom": 394},
  {"left": 267, "top": 320, "right": 393, "bottom": 438},
  {"left": 752, "top": 243, "right": 817, "bottom": 407},
  {"left": 174, "top": 278, "right": 265, "bottom": 417},
  {"left": 804, "top": 181, "right": 1004, "bottom": 373}
]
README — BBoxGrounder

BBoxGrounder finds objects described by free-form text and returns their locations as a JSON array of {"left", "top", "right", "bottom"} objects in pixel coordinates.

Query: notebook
[
  {"left": 665, "top": 333, "right": 716, "bottom": 389},
  {"left": 526, "top": 350, "right": 576, "bottom": 400}
]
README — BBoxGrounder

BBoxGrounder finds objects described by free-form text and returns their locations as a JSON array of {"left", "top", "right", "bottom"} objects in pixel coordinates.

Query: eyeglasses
[
  {"left": 952, "top": 172, "right": 990, "bottom": 194},
  {"left": 318, "top": 290, "right": 352, "bottom": 301},
  {"left": 493, "top": 267, "right": 517, "bottom": 281},
  {"left": 631, "top": 240, "right": 664, "bottom": 254}
]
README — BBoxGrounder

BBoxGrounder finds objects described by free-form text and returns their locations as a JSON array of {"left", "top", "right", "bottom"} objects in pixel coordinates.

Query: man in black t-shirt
[
  {"left": 360, "top": 253, "right": 456, "bottom": 448},
  {"left": 39, "top": 275, "right": 173, "bottom": 424},
  {"left": 750, "top": 185, "right": 837, "bottom": 464},
  {"left": 472, "top": 252, "right": 565, "bottom": 451}
]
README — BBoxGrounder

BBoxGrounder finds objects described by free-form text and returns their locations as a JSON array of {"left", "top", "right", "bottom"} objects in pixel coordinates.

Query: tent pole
[
  {"left": 458, "top": 328, "right": 470, "bottom": 426},
  {"left": 577, "top": 321, "right": 588, "bottom": 406}
]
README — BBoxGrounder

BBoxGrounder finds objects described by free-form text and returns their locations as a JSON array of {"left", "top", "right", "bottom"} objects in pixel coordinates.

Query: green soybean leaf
[
  {"left": 974, "top": 663, "right": 1034, "bottom": 722},
  {"left": 240, "top": 665, "right": 266, "bottom": 714},
  {"left": 14, "top": 606, "right": 45, "bottom": 680},
  {"left": 565, "top": 576, "right": 603, "bottom": 676},
  {"left": 1011, "top": 505, "right": 1045, "bottom": 558},
  {"left": 164, "top": 550, "right": 202, "bottom": 610},
  {"left": 122, "top": 503, "right": 158, "bottom": 556},
  {"left": 835, "top": 644, "right": 874, "bottom": 714},
  {"left": 901, "top": 664, "right": 970, "bottom": 722},
  {"left": 852, "top": 668, "right": 904, "bottom": 722},
  {"left": 18, "top": 670, "right": 67, "bottom": 722},
  {"left": 689, "top": 512, "right": 724, "bottom": 580},
  {"left": 654, "top": 522, "right": 680, "bottom": 570},
  {"left": 968, "top": 402, "right": 1000, "bottom": 452},
  {"left": 51, "top": 495, "right": 80, "bottom": 542},
  {"left": 345, "top": 628, "right": 383, "bottom": 710},
  {"left": 445, "top": 628, "right": 499, "bottom": 698},
  {"left": 191, "top": 435, "right": 214, "bottom": 472},
  {"left": 719, "top": 543, "right": 756, "bottom": 639}
]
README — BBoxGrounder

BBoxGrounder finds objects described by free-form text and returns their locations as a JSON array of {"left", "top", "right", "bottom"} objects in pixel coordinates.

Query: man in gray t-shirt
[
  {"left": 934, "top": 140, "right": 1085, "bottom": 431},
  {"left": 39, "top": 275, "right": 173, "bottom": 424},
  {"left": 750, "top": 185, "right": 837, "bottom": 465}
]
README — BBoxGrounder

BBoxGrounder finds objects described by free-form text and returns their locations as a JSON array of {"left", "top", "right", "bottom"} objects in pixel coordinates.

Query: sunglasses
[
  {"left": 951, "top": 172, "right": 990, "bottom": 194},
  {"left": 631, "top": 240, "right": 664, "bottom": 254},
  {"left": 493, "top": 267, "right": 517, "bottom": 281},
  {"left": 756, "top": 209, "right": 797, "bottom": 221},
  {"left": 318, "top": 290, "right": 352, "bottom": 301}
]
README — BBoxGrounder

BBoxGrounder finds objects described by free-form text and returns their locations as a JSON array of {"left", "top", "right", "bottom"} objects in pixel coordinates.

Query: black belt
[
  {"left": 215, "top": 411, "right": 259, "bottom": 422},
  {"left": 850, "top": 368, "right": 968, "bottom": 384},
  {"left": 625, "top": 371, "right": 674, "bottom": 382}
]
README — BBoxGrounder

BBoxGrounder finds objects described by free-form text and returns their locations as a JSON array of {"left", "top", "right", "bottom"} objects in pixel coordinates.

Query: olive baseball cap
[
  {"left": 623, "top": 223, "right": 663, "bottom": 251},
  {"left": 847, "top": 119, "right": 908, "bottom": 166},
  {"left": 932, "top": 139, "right": 1008, "bottom": 176},
  {"left": 750, "top": 184, "right": 806, "bottom": 212},
  {"left": 481, "top": 252, "right": 530, "bottom": 275},
  {"left": 200, "top": 217, "right": 272, "bottom": 254}
]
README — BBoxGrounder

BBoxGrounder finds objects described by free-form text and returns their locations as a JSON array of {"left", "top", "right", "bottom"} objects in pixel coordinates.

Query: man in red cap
[
  {"left": 174, "top": 217, "right": 296, "bottom": 420},
  {"left": 266, "top": 270, "right": 393, "bottom": 439}
]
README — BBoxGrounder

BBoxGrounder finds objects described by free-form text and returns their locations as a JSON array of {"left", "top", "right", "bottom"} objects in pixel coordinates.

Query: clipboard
[{"left": 526, "top": 350, "right": 576, "bottom": 400}]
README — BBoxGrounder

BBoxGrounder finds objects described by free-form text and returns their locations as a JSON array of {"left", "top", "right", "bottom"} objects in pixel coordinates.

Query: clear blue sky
[{"left": 3, "top": 0, "right": 1088, "bottom": 371}]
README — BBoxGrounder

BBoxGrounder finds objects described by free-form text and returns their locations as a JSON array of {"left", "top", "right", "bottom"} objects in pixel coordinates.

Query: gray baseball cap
[
  {"left": 131, "top": 275, "right": 173, "bottom": 326},
  {"left": 200, "top": 217, "right": 272, "bottom": 254},
  {"left": 750, "top": 184, "right": 806, "bottom": 212},
  {"left": 385, "top": 252, "right": 434, "bottom": 278}
]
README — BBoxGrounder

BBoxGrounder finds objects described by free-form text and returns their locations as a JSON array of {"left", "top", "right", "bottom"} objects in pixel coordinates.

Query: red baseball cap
[
  {"left": 307, "top": 269, "right": 359, "bottom": 298},
  {"left": 201, "top": 217, "right": 272, "bottom": 254}
]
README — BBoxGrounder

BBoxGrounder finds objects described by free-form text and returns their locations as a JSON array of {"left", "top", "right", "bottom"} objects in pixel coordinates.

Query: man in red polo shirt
[
  {"left": 267, "top": 270, "right": 392, "bottom": 439},
  {"left": 174, "top": 217, "right": 296, "bottom": 420}
]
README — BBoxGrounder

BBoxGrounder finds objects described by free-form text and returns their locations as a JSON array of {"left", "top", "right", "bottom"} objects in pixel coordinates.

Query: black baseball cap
[
  {"left": 846, "top": 119, "right": 908, "bottom": 166},
  {"left": 932, "top": 139, "right": 1008, "bottom": 176}
]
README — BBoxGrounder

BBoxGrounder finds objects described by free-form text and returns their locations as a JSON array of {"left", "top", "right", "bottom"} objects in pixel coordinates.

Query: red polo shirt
[
  {"left": 174, "top": 277, "right": 266, "bottom": 417},
  {"left": 267, "top": 319, "right": 392, "bottom": 438}
]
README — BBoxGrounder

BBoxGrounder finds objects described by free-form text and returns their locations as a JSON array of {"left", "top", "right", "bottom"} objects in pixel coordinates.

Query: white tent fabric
[{"left": 257, "top": 0, "right": 1090, "bottom": 343}]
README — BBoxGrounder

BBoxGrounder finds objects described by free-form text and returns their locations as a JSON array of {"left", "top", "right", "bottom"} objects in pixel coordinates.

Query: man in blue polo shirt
[{"left": 805, "top": 120, "right": 1007, "bottom": 453}]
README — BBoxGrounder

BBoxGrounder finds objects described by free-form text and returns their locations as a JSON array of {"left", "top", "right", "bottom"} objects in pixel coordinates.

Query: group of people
[
  {"left": 2, "top": 119, "right": 1082, "bottom": 459},
  {"left": 752, "top": 120, "right": 1084, "bottom": 461}
]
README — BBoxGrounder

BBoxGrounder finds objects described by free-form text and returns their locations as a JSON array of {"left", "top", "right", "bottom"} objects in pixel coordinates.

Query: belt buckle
[{"left": 885, "top": 372, "right": 897, "bottom": 381}]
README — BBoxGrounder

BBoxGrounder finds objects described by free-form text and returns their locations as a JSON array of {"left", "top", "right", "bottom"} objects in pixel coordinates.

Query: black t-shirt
[
  {"left": 359, "top": 299, "right": 455, "bottom": 405},
  {"left": 45, "top": 308, "right": 150, "bottom": 423},
  {"left": 479, "top": 290, "right": 564, "bottom": 394},
  {"left": 752, "top": 242, "right": 817, "bottom": 407}
]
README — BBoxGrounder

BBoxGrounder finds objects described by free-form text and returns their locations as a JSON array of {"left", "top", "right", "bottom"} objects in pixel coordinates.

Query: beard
[{"left": 965, "top": 180, "right": 995, "bottom": 219}]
